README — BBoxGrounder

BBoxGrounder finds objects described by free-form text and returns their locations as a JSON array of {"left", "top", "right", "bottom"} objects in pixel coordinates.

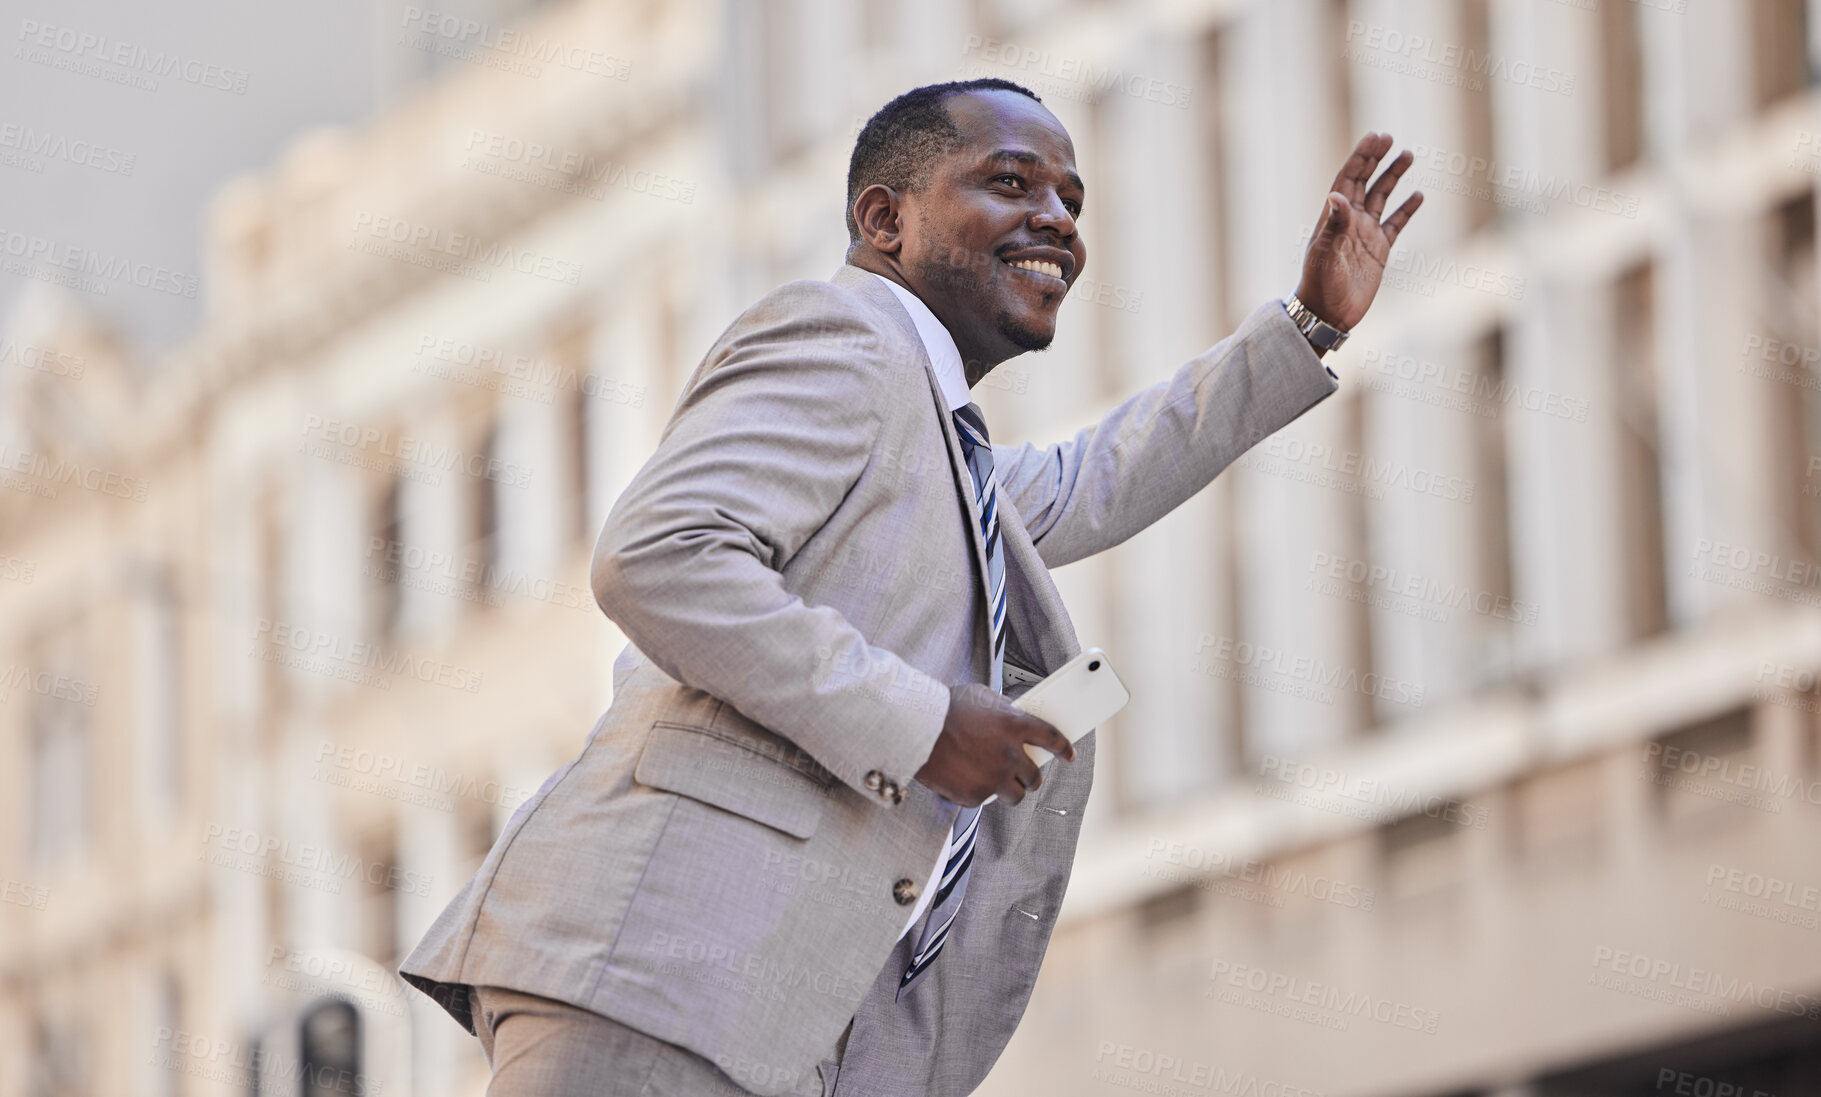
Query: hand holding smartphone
[{"left": 1011, "top": 647, "right": 1129, "bottom": 766}]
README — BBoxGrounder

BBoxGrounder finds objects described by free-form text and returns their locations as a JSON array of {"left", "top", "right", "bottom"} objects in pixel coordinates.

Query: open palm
[{"left": 1296, "top": 132, "right": 1424, "bottom": 331}]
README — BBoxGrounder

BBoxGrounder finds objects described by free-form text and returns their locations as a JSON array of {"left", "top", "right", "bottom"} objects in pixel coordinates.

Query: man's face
[{"left": 896, "top": 90, "right": 1087, "bottom": 370}]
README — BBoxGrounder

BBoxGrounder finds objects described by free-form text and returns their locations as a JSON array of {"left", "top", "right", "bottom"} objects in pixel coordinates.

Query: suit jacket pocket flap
[{"left": 634, "top": 722, "right": 827, "bottom": 839}]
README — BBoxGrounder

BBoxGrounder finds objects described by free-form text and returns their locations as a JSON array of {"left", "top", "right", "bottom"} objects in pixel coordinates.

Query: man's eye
[
  {"left": 994, "top": 174, "right": 1025, "bottom": 189},
  {"left": 1064, "top": 201, "right": 1082, "bottom": 216}
]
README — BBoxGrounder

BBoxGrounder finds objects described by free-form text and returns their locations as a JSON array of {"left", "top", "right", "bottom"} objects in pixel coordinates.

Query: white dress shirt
[{"left": 867, "top": 270, "right": 972, "bottom": 942}]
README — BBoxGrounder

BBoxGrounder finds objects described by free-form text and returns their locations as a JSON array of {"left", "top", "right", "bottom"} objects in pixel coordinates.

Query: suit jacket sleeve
[
  {"left": 990, "top": 299, "right": 1340, "bottom": 569},
  {"left": 590, "top": 281, "right": 949, "bottom": 801}
]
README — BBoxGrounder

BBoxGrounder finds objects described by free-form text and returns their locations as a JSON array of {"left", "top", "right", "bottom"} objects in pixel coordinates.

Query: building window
[
  {"left": 1600, "top": 0, "right": 1646, "bottom": 171},
  {"left": 568, "top": 385, "right": 596, "bottom": 548},
  {"left": 361, "top": 830, "right": 402, "bottom": 971},
  {"left": 30, "top": 1011, "right": 89, "bottom": 1097},
  {"left": 1752, "top": 0, "right": 1813, "bottom": 111},
  {"left": 298, "top": 998, "right": 362, "bottom": 1097},
  {"left": 1380, "top": 810, "right": 1464, "bottom": 903},
  {"left": 1647, "top": 707, "right": 1753, "bottom": 828},
  {"left": 458, "top": 781, "right": 498, "bottom": 870},
  {"left": 1612, "top": 262, "right": 1669, "bottom": 639},
  {"left": 469, "top": 424, "right": 501, "bottom": 607},
  {"left": 1470, "top": 328, "right": 1519, "bottom": 681},
  {"left": 371, "top": 479, "right": 405, "bottom": 639},
  {"left": 1197, "top": 26, "right": 1235, "bottom": 337},
  {"left": 1763, "top": 191, "right": 1821, "bottom": 564},
  {"left": 547, "top": 320, "right": 595, "bottom": 547},
  {"left": 1337, "top": 389, "right": 1383, "bottom": 730},
  {"left": 1458, "top": 0, "right": 1497, "bottom": 233},
  {"left": 146, "top": 972, "right": 182, "bottom": 1097},
  {"left": 1511, "top": 759, "right": 1605, "bottom": 873},
  {"left": 1323, "top": 0, "right": 1357, "bottom": 162},
  {"left": 29, "top": 636, "right": 93, "bottom": 874},
  {"left": 859, "top": 0, "right": 895, "bottom": 50},
  {"left": 758, "top": 0, "right": 816, "bottom": 164},
  {"left": 128, "top": 565, "right": 183, "bottom": 829}
]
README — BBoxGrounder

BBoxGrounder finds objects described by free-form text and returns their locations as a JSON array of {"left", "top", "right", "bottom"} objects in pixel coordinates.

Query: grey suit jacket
[{"left": 398, "top": 262, "right": 1338, "bottom": 1096}]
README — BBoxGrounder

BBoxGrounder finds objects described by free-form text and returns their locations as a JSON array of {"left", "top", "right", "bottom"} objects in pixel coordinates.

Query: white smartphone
[{"left": 1011, "top": 647, "right": 1128, "bottom": 766}]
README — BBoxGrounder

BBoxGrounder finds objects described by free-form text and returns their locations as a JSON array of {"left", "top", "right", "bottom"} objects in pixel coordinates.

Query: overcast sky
[{"left": 0, "top": 1, "right": 429, "bottom": 357}]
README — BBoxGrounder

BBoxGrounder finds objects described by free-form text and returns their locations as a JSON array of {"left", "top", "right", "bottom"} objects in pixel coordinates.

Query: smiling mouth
[{"left": 1004, "top": 257, "right": 1066, "bottom": 287}]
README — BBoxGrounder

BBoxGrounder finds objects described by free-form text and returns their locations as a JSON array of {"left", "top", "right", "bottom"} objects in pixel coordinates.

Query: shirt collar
[{"left": 865, "top": 270, "right": 972, "bottom": 413}]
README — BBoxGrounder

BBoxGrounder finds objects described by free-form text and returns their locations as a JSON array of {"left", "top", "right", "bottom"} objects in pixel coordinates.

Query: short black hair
[{"left": 845, "top": 78, "right": 1042, "bottom": 243}]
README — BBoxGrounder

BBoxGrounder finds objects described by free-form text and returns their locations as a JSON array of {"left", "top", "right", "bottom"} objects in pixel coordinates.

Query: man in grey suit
[{"left": 399, "top": 77, "right": 1421, "bottom": 1095}]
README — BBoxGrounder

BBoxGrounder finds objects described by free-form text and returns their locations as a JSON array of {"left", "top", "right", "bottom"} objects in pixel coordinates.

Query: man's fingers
[
  {"left": 1016, "top": 714, "right": 1075, "bottom": 762},
  {"left": 1381, "top": 190, "right": 1425, "bottom": 247},
  {"left": 1363, "top": 148, "right": 1414, "bottom": 217},
  {"left": 1331, "top": 132, "right": 1388, "bottom": 204},
  {"left": 1016, "top": 752, "right": 1043, "bottom": 791}
]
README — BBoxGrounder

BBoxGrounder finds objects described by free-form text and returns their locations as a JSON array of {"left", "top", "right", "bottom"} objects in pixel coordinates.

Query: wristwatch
[{"left": 1282, "top": 293, "right": 1350, "bottom": 353}]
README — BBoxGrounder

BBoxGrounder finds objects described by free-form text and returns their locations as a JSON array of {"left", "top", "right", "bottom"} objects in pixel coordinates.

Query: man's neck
[{"left": 846, "top": 251, "right": 1007, "bottom": 381}]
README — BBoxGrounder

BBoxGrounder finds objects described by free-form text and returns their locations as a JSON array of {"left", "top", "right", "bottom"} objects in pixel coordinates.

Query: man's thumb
[{"left": 1319, "top": 192, "right": 1350, "bottom": 236}]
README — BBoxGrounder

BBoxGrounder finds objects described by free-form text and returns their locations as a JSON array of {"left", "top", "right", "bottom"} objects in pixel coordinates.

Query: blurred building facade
[{"left": 1, "top": 0, "right": 1820, "bottom": 1095}]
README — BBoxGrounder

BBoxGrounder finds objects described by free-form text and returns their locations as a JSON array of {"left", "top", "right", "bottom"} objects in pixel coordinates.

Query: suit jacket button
[
  {"left": 864, "top": 770, "right": 884, "bottom": 791},
  {"left": 881, "top": 779, "right": 900, "bottom": 802},
  {"left": 888, "top": 783, "right": 904, "bottom": 805},
  {"left": 893, "top": 878, "right": 919, "bottom": 906}
]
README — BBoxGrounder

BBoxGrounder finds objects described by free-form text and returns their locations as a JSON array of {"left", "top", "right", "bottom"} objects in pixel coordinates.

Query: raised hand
[{"left": 1297, "top": 132, "right": 1425, "bottom": 332}]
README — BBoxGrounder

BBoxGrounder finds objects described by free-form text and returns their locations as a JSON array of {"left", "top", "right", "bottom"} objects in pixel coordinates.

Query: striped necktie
[{"left": 898, "top": 401, "right": 1005, "bottom": 1000}]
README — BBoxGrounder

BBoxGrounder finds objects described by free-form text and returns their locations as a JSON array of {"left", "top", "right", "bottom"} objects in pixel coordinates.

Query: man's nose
[{"left": 1028, "top": 201, "right": 1075, "bottom": 238}]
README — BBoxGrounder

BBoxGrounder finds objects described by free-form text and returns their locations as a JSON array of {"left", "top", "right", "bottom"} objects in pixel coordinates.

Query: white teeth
[{"left": 1009, "top": 259, "right": 1063, "bottom": 280}]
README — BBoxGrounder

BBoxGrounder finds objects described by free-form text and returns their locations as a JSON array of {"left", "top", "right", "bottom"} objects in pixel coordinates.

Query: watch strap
[{"left": 1282, "top": 293, "right": 1350, "bottom": 353}]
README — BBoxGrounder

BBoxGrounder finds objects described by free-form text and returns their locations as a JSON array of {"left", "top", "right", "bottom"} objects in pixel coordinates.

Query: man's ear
[{"left": 852, "top": 183, "right": 905, "bottom": 255}]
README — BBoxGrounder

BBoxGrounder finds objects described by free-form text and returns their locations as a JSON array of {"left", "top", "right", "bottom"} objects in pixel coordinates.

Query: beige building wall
[{"left": 1, "top": 1, "right": 1818, "bottom": 1095}]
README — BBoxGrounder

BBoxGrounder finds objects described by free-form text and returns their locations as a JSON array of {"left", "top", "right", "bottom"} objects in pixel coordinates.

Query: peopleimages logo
[
  {"left": 0, "top": 228, "right": 198, "bottom": 298},
  {"left": 298, "top": 415, "right": 532, "bottom": 488},
  {"left": 1405, "top": 143, "right": 1638, "bottom": 219},
  {"left": 0, "top": 664, "right": 99, "bottom": 706},
  {"left": 200, "top": 824, "right": 433, "bottom": 897},
  {"left": 463, "top": 129, "right": 696, "bottom": 204},
  {"left": 1144, "top": 838, "right": 1377, "bottom": 910},
  {"left": 1194, "top": 633, "right": 1426, "bottom": 706},
  {"left": 249, "top": 618, "right": 485, "bottom": 694},
  {"left": 413, "top": 334, "right": 646, "bottom": 406},
  {"left": 1690, "top": 539, "right": 1821, "bottom": 587},
  {"left": 1705, "top": 863, "right": 1821, "bottom": 913},
  {"left": 1206, "top": 959, "right": 1441, "bottom": 1034},
  {"left": 1590, "top": 945, "right": 1821, "bottom": 1020},
  {"left": 1245, "top": 435, "right": 1477, "bottom": 502},
  {"left": 1359, "top": 347, "right": 1588, "bottom": 422},
  {"left": 1257, "top": 754, "right": 1489, "bottom": 830},
  {"left": 1092, "top": 1041, "right": 1323, "bottom": 1097},
  {"left": 15, "top": 19, "right": 251, "bottom": 94},
  {"left": 398, "top": 6, "right": 631, "bottom": 79},
  {"left": 348, "top": 211, "right": 582, "bottom": 285},
  {"left": 961, "top": 34, "right": 1192, "bottom": 108},
  {"left": 0, "top": 443, "right": 150, "bottom": 500},
  {"left": 1652, "top": 1068, "right": 1774, "bottom": 1097},
  {"left": 1343, "top": 21, "right": 1576, "bottom": 96},
  {"left": 1643, "top": 739, "right": 1821, "bottom": 807},
  {"left": 0, "top": 122, "right": 135, "bottom": 175},
  {"left": 1306, "top": 551, "right": 1538, "bottom": 626}
]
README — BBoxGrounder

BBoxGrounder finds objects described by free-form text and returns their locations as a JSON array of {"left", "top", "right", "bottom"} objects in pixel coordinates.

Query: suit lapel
[
  {"left": 827, "top": 264, "right": 1082, "bottom": 685},
  {"left": 995, "top": 504, "right": 1081, "bottom": 678},
  {"left": 830, "top": 266, "right": 999, "bottom": 670}
]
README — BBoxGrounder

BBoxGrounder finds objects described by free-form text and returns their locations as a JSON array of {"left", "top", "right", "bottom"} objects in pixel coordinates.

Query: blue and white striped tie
[{"left": 898, "top": 401, "right": 1005, "bottom": 1000}]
